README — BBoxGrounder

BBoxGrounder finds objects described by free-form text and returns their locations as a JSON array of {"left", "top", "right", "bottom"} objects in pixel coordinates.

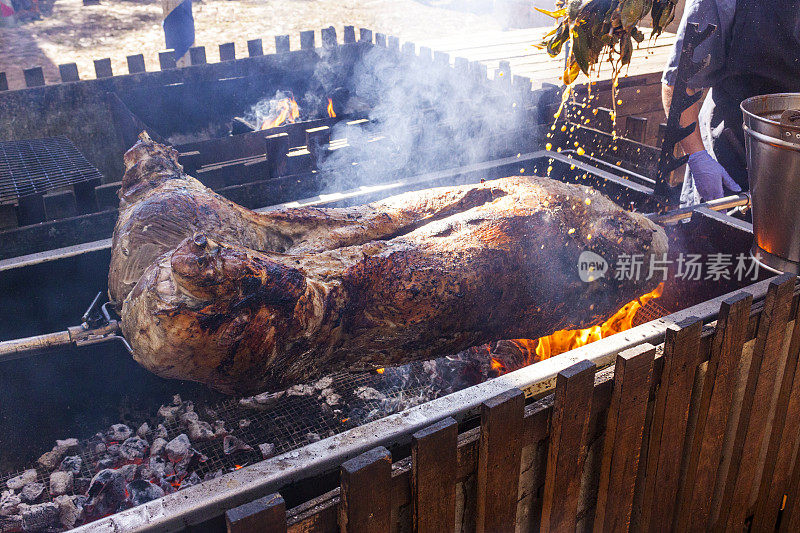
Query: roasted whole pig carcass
[{"left": 114, "top": 135, "right": 667, "bottom": 394}]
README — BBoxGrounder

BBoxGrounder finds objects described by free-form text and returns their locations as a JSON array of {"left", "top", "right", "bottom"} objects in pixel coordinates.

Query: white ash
[
  {"left": 305, "top": 432, "right": 321, "bottom": 443},
  {"left": 238, "top": 419, "right": 251, "bottom": 429},
  {"left": 119, "top": 437, "right": 149, "bottom": 461},
  {"left": 58, "top": 455, "right": 82, "bottom": 475},
  {"left": 49, "top": 471, "right": 73, "bottom": 497},
  {"left": 149, "top": 437, "right": 167, "bottom": 457},
  {"left": 20, "top": 482, "right": 44, "bottom": 503},
  {"left": 94, "top": 442, "right": 107, "bottom": 454},
  {"left": 108, "top": 424, "right": 133, "bottom": 442},
  {"left": 238, "top": 391, "right": 284, "bottom": 409},
  {"left": 319, "top": 388, "right": 341, "bottom": 406},
  {"left": 54, "top": 495, "right": 85, "bottom": 530},
  {"left": 258, "top": 443, "right": 275, "bottom": 459},
  {"left": 355, "top": 386, "right": 385, "bottom": 401},
  {"left": 187, "top": 421, "right": 215, "bottom": 441},
  {"left": 314, "top": 376, "right": 334, "bottom": 390},
  {"left": 6, "top": 469, "right": 37, "bottom": 490},
  {"left": 179, "top": 410, "right": 199, "bottom": 425},
  {"left": 0, "top": 514, "right": 21, "bottom": 531},
  {"left": 165, "top": 434, "right": 191, "bottom": 463},
  {"left": 223, "top": 436, "right": 253, "bottom": 455},
  {"left": 38, "top": 438, "right": 78, "bottom": 470},
  {"left": 136, "top": 422, "right": 150, "bottom": 439},
  {"left": 180, "top": 472, "right": 202, "bottom": 489},
  {"left": 154, "top": 424, "right": 168, "bottom": 439},
  {"left": 0, "top": 490, "right": 21, "bottom": 516},
  {"left": 287, "top": 384, "right": 315, "bottom": 397}
]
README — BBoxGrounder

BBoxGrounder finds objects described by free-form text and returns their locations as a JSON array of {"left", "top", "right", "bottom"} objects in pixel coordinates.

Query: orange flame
[
  {"left": 261, "top": 97, "right": 300, "bottom": 130},
  {"left": 234, "top": 464, "right": 244, "bottom": 470},
  {"left": 532, "top": 283, "right": 664, "bottom": 360},
  {"left": 376, "top": 367, "right": 385, "bottom": 374},
  {"left": 327, "top": 98, "right": 336, "bottom": 118}
]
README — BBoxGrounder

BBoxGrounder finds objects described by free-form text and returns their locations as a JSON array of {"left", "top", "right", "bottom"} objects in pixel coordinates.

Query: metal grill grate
[
  {"left": 633, "top": 299, "right": 673, "bottom": 326},
  {"left": 0, "top": 137, "right": 103, "bottom": 205}
]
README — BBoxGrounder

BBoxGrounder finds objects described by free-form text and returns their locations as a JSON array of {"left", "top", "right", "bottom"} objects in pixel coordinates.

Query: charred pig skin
[{"left": 118, "top": 161, "right": 667, "bottom": 393}]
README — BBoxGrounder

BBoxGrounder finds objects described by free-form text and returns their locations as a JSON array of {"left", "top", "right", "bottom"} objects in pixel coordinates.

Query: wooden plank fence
[{"left": 225, "top": 274, "right": 800, "bottom": 533}]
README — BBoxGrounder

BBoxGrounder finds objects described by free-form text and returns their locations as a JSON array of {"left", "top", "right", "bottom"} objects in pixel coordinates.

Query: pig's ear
[{"left": 120, "top": 137, "right": 185, "bottom": 201}]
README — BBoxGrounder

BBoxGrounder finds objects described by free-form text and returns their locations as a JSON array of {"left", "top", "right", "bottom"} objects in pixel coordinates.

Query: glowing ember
[
  {"left": 533, "top": 283, "right": 664, "bottom": 360},
  {"left": 491, "top": 284, "right": 664, "bottom": 373},
  {"left": 375, "top": 367, "right": 384, "bottom": 374},
  {"left": 261, "top": 97, "right": 300, "bottom": 130},
  {"left": 327, "top": 98, "right": 336, "bottom": 118},
  {"left": 234, "top": 464, "right": 244, "bottom": 470}
]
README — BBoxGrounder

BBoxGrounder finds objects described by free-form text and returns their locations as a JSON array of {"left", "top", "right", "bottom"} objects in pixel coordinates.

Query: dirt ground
[{"left": 0, "top": 0, "right": 514, "bottom": 90}]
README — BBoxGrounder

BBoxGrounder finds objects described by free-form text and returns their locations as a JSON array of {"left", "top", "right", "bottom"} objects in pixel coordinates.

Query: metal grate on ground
[{"left": 0, "top": 137, "right": 103, "bottom": 205}]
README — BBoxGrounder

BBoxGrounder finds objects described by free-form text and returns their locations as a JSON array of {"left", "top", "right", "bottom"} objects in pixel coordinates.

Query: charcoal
[
  {"left": 106, "top": 444, "right": 121, "bottom": 457},
  {"left": 238, "top": 397, "right": 260, "bottom": 409},
  {"left": 158, "top": 404, "right": 181, "bottom": 423},
  {"left": 21, "top": 502, "right": 59, "bottom": 531},
  {"left": 56, "top": 438, "right": 78, "bottom": 450},
  {"left": 258, "top": 443, "right": 275, "bottom": 459},
  {"left": 136, "top": 422, "right": 151, "bottom": 439},
  {"left": 287, "top": 384, "right": 315, "bottom": 397},
  {"left": 306, "top": 433, "right": 321, "bottom": 443},
  {"left": 165, "top": 434, "right": 191, "bottom": 463},
  {"left": 94, "top": 442, "right": 107, "bottom": 454},
  {"left": 0, "top": 514, "right": 22, "bottom": 531},
  {"left": 179, "top": 472, "right": 201, "bottom": 489},
  {"left": 49, "top": 471, "right": 73, "bottom": 496},
  {"left": 155, "top": 424, "right": 168, "bottom": 439},
  {"left": 238, "top": 419, "right": 250, "bottom": 429},
  {"left": 119, "top": 437, "right": 149, "bottom": 461},
  {"left": 147, "top": 456, "right": 173, "bottom": 480},
  {"left": 223, "top": 436, "right": 253, "bottom": 455},
  {"left": 127, "top": 480, "right": 165, "bottom": 507},
  {"left": 0, "top": 490, "right": 21, "bottom": 516},
  {"left": 214, "top": 420, "right": 228, "bottom": 437},
  {"left": 96, "top": 456, "right": 116, "bottom": 470},
  {"left": 39, "top": 439, "right": 79, "bottom": 469},
  {"left": 58, "top": 455, "right": 82, "bottom": 475},
  {"left": 355, "top": 386, "right": 385, "bottom": 401},
  {"left": 187, "top": 421, "right": 214, "bottom": 441},
  {"left": 108, "top": 424, "right": 133, "bottom": 442},
  {"left": 73, "top": 478, "right": 91, "bottom": 495},
  {"left": 86, "top": 469, "right": 127, "bottom": 516},
  {"left": 6, "top": 469, "right": 37, "bottom": 490},
  {"left": 20, "top": 482, "right": 44, "bottom": 503},
  {"left": 54, "top": 494, "right": 85, "bottom": 529},
  {"left": 150, "top": 437, "right": 167, "bottom": 457},
  {"left": 179, "top": 410, "right": 199, "bottom": 425},
  {"left": 314, "top": 376, "right": 334, "bottom": 390}
]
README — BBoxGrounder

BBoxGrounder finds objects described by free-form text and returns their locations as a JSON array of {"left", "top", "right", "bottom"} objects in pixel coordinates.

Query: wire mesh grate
[{"left": 0, "top": 137, "right": 103, "bottom": 205}]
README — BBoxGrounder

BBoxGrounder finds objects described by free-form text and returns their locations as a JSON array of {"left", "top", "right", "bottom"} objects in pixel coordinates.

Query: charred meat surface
[{"left": 115, "top": 137, "right": 667, "bottom": 393}]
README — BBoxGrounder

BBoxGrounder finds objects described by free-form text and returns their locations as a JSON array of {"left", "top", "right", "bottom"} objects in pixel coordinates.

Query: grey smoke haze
[{"left": 318, "top": 44, "right": 524, "bottom": 191}]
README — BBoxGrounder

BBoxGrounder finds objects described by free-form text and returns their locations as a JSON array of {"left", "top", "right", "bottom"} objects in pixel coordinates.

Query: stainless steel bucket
[{"left": 741, "top": 93, "right": 800, "bottom": 274}]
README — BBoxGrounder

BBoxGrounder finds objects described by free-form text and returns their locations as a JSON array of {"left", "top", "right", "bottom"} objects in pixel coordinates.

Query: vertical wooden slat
[
  {"left": 126, "top": 54, "right": 146, "bottom": 74},
  {"left": 359, "top": 28, "right": 373, "bottom": 43},
  {"left": 780, "top": 426, "right": 800, "bottom": 533},
  {"left": 321, "top": 26, "right": 337, "bottom": 48},
  {"left": 716, "top": 274, "right": 795, "bottom": 531},
  {"left": 640, "top": 317, "right": 703, "bottom": 533},
  {"left": 58, "top": 63, "right": 80, "bottom": 82},
  {"left": 189, "top": 46, "right": 207, "bottom": 65},
  {"left": 158, "top": 50, "right": 177, "bottom": 70},
  {"left": 94, "top": 58, "right": 113, "bottom": 78},
  {"left": 753, "top": 308, "right": 800, "bottom": 531},
  {"left": 225, "top": 493, "right": 286, "bottom": 533},
  {"left": 475, "top": 388, "right": 524, "bottom": 533},
  {"left": 219, "top": 42, "right": 236, "bottom": 61},
  {"left": 541, "top": 360, "right": 596, "bottom": 533},
  {"left": 266, "top": 133, "right": 289, "bottom": 178},
  {"left": 275, "top": 36, "right": 290, "bottom": 54},
  {"left": 0, "top": 72, "right": 7, "bottom": 91},
  {"left": 23, "top": 67, "right": 45, "bottom": 87},
  {"left": 375, "top": 33, "right": 386, "bottom": 47},
  {"left": 300, "top": 30, "right": 315, "bottom": 50},
  {"left": 674, "top": 292, "right": 753, "bottom": 532},
  {"left": 247, "top": 39, "right": 263, "bottom": 57},
  {"left": 339, "top": 447, "right": 392, "bottom": 533},
  {"left": 412, "top": 417, "right": 457, "bottom": 533},
  {"left": 343, "top": 26, "right": 356, "bottom": 44},
  {"left": 594, "top": 344, "right": 656, "bottom": 533}
]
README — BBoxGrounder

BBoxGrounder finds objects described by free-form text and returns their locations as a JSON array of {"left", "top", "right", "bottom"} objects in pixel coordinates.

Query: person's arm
[{"left": 661, "top": 84, "right": 706, "bottom": 155}]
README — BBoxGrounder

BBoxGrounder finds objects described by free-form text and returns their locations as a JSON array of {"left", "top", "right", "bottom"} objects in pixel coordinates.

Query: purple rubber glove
[{"left": 687, "top": 150, "right": 742, "bottom": 201}]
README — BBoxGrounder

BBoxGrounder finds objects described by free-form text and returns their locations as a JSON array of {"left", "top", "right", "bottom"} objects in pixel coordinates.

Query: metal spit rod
[
  {"left": 648, "top": 193, "right": 752, "bottom": 225},
  {"left": 0, "top": 292, "right": 130, "bottom": 363}
]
